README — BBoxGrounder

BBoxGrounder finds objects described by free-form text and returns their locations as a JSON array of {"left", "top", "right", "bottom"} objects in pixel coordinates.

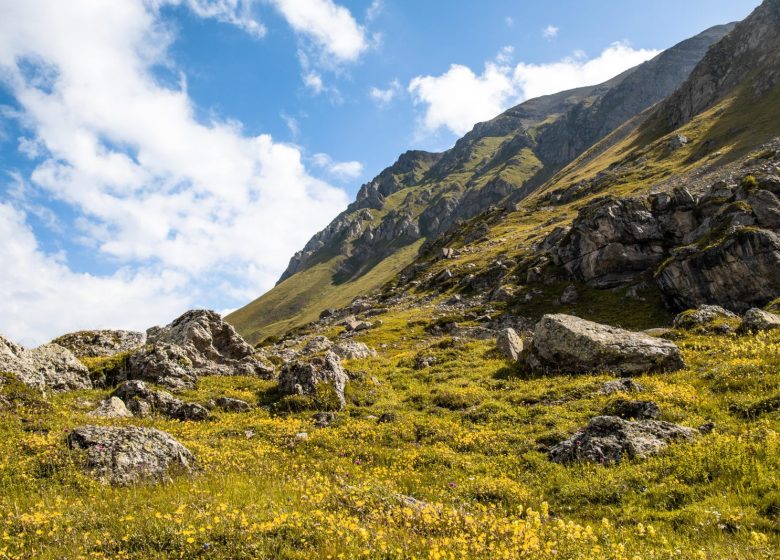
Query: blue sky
[{"left": 0, "top": 0, "right": 760, "bottom": 344}]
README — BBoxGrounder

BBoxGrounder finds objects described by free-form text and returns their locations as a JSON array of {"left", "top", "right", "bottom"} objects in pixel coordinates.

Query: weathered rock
[
  {"left": 87, "top": 396, "right": 133, "bottom": 418},
  {"left": 549, "top": 415, "right": 696, "bottom": 465},
  {"left": 0, "top": 336, "right": 91, "bottom": 392},
  {"left": 278, "top": 352, "right": 348, "bottom": 408},
  {"left": 213, "top": 396, "right": 251, "bottom": 413},
  {"left": 313, "top": 411, "right": 336, "bottom": 428},
  {"left": 748, "top": 189, "right": 780, "bottom": 229},
  {"left": 739, "top": 308, "right": 780, "bottom": 332},
  {"left": 560, "top": 285, "right": 579, "bottom": 305},
  {"left": 496, "top": 328, "right": 523, "bottom": 361},
  {"left": 673, "top": 305, "right": 739, "bottom": 333},
  {"left": 597, "top": 378, "right": 644, "bottom": 395},
  {"left": 524, "top": 314, "right": 685, "bottom": 374},
  {"left": 112, "top": 380, "right": 209, "bottom": 421},
  {"left": 332, "top": 341, "right": 376, "bottom": 360},
  {"left": 345, "top": 319, "right": 373, "bottom": 332},
  {"left": 127, "top": 343, "right": 197, "bottom": 390},
  {"left": 146, "top": 310, "right": 273, "bottom": 377},
  {"left": 490, "top": 285, "right": 516, "bottom": 302},
  {"left": 51, "top": 330, "right": 145, "bottom": 358},
  {"left": 67, "top": 425, "right": 197, "bottom": 485},
  {"left": 302, "top": 336, "right": 333, "bottom": 354},
  {"left": 604, "top": 399, "right": 661, "bottom": 420}
]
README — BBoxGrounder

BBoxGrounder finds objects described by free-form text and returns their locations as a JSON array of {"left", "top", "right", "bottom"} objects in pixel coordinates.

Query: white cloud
[
  {"left": 542, "top": 24, "right": 559, "bottom": 39},
  {"left": 366, "top": 0, "right": 383, "bottom": 22},
  {"left": 505, "top": 16, "right": 514, "bottom": 28},
  {"left": 303, "top": 70, "right": 324, "bottom": 93},
  {"left": 0, "top": 0, "right": 350, "bottom": 344},
  {"left": 369, "top": 79, "right": 401, "bottom": 106},
  {"left": 270, "top": 0, "right": 368, "bottom": 62},
  {"left": 177, "top": 0, "right": 266, "bottom": 37},
  {"left": 312, "top": 153, "right": 363, "bottom": 180},
  {"left": 409, "top": 41, "right": 660, "bottom": 136}
]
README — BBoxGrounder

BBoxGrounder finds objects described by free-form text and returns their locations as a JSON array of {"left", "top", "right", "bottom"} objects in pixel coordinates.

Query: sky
[{"left": 0, "top": 0, "right": 761, "bottom": 345}]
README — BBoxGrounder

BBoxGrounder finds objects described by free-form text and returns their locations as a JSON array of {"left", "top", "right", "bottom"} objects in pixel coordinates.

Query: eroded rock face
[
  {"left": 0, "top": 336, "right": 91, "bottom": 392},
  {"left": 112, "top": 380, "right": 209, "bottom": 421},
  {"left": 524, "top": 314, "right": 685, "bottom": 375},
  {"left": 496, "top": 328, "right": 523, "bottom": 361},
  {"left": 51, "top": 330, "right": 145, "bottom": 358},
  {"left": 147, "top": 310, "right": 272, "bottom": 377},
  {"left": 278, "top": 352, "right": 348, "bottom": 408},
  {"left": 549, "top": 415, "right": 696, "bottom": 465},
  {"left": 739, "top": 308, "right": 780, "bottom": 332},
  {"left": 67, "top": 425, "right": 197, "bottom": 485}
]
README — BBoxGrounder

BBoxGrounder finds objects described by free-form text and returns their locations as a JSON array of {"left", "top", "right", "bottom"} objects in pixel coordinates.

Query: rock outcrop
[
  {"left": 0, "top": 336, "right": 91, "bottom": 392},
  {"left": 51, "top": 330, "right": 145, "bottom": 358},
  {"left": 67, "top": 425, "right": 197, "bottom": 485},
  {"left": 549, "top": 415, "right": 696, "bottom": 465},
  {"left": 278, "top": 352, "right": 348, "bottom": 408},
  {"left": 523, "top": 314, "right": 685, "bottom": 374},
  {"left": 112, "top": 380, "right": 209, "bottom": 421}
]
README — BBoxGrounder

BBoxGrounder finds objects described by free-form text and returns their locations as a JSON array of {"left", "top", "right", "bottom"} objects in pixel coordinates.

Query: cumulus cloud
[
  {"left": 369, "top": 79, "right": 401, "bottom": 106},
  {"left": 177, "top": 0, "right": 266, "bottom": 37},
  {"left": 0, "top": 0, "right": 350, "bottom": 344},
  {"left": 409, "top": 41, "right": 660, "bottom": 136},
  {"left": 312, "top": 153, "right": 363, "bottom": 180},
  {"left": 542, "top": 24, "right": 559, "bottom": 39}
]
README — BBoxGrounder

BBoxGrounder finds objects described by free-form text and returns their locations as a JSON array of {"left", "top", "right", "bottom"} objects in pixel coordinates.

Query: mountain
[{"left": 228, "top": 22, "right": 735, "bottom": 343}]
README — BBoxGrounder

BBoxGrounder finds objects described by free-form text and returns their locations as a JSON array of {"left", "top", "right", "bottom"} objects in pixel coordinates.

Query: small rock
[
  {"left": 313, "top": 411, "right": 336, "bottom": 428},
  {"left": 213, "top": 397, "right": 251, "bottom": 413},
  {"left": 378, "top": 412, "right": 397, "bottom": 423},
  {"left": 673, "top": 305, "right": 739, "bottom": 333},
  {"left": 345, "top": 319, "right": 374, "bottom": 332},
  {"left": 496, "top": 328, "right": 523, "bottom": 361},
  {"left": 739, "top": 308, "right": 780, "bottom": 333},
  {"left": 112, "top": 380, "right": 209, "bottom": 421},
  {"left": 278, "top": 352, "right": 348, "bottom": 408},
  {"left": 598, "top": 378, "right": 644, "bottom": 395},
  {"left": 668, "top": 134, "right": 689, "bottom": 151},
  {"left": 559, "top": 285, "right": 579, "bottom": 305},
  {"left": 604, "top": 399, "right": 661, "bottom": 420},
  {"left": 302, "top": 336, "right": 333, "bottom": 354},
  {"left": 698, "top": 422, "right": 716, "bottom": 434},
  {"left": 87, "top": 397, "right": 133, "bottom": 419},
  {"left": 332, "top": 341, "right": 377, "bottom": 360}
]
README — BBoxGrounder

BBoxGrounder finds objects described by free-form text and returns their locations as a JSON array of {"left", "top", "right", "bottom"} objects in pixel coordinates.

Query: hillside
[{"left": 227, "top": 23, "right": 735, "bottom": 343}]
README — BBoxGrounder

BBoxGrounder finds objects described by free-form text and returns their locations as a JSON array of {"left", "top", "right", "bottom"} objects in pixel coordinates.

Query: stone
[
  {"left": 87, "top": 396, "right": 133, "bottom": 418},
  {"left": 378, "top": 412, "right": 397, "bottom": 423},
  {"left": 67, "top": 425, "right": 197, "bottom": 485},
  {"left": 112, "top": 380, "right": 209, "bottom": 421},
  {"left": 332, "top": 341, "right": 376, "bottom": 360},
  {"left": 524, "top": 314, "right": 685, "bottom": 375},
  {"left": 213, "top": 397, "right": 251, "bottom": 413},
  {"left": 560, "top": 285, "right": 579, "bottom": 305},
  {"left": 278, "top": 352, "right": 348, "bottom": 408},
  {"left": 51, "top": 330, "right": 145, "bottom": 359},
  {"left": 345, "top": 319, "right": 373, "bottom": 332},
  {"left": 549, "top": 415, "right": 696, "bottom": 465},
  {"left": 673, "top": 305, "right": 739, "bottom": 333},
  {"left": 739, "top": 308, "right": 780, "bottom": 333},
  {"left": 668, "top": 134, "right": 689, "bottom": 151},
  {"left": 748, "top": 189, "right": 780, "bottom": 229},
  {"left": 598, "top": 378, "right": 644, "bottom": 395},
  {"left": 127, "top": 343, "right": 197, "bottom": 390},
  {"left": 604, "top": 399, "right": 661, "bottom": 420},
  {"left": 313, "top": 411, "right": 336, "bottom": 428},
  {"left": 496, "top": 328, "right": 523, "bottom": 361},
  {"left": 490, "top": 285, "right": 516, "bottom": 302},
  {"left": 145, "top": 310, "right": 273, "bottom": 377},
  {"left": 302, "top": 336, "right": 334, "bottom": 354},
  {"left": 0, "top": 336, "right": 91, "bottom": 392}
]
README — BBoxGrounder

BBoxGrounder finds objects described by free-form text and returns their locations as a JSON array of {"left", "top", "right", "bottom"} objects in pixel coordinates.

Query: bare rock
[
  {"left": 51, "top": 330, "right": 145, "bottom": 358},
  {"left": 549, "top": 415, "right": 696, "bottom": 465},
  {"left": 87, "top": 396, "right": 133, "bottom": 418},
  {"left": 67, "top": 425, "right": 197, "bottom": 485},
  {"left": 278, "top": 352, "right": 348, "bottom": 408},
  {"left": 496, "top": 328, "right": 523, "bottom": 361},
  {"left": 524, "top": 314, "right": 685, "bottom": 375},
  {"left": 332, "top": 340, "right": 376, "bottom": 360},
  {"left": 112, "top": 380, "right": 209, "bottom": 421},
  {"left": 0, "top": 336, "right": 91, "bottom": 392},
  {"left": 127, "top": 343, "right": 197, "bottom": 390},
  {"left": 302, "top": 336, "right": 333, "bottom": 354},
  {"left": 739, "top": 308, "right": 780, "bottom": 333},
  {"left": 213, "top": 396, "right": 251, "bottom": 413}
]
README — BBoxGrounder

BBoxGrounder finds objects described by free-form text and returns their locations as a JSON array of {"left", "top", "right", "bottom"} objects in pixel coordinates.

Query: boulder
[
  {"left": 560, "top": 285, "right": 579, "bottom": 305},
  {"left": 345, "top": 319, "right": 374, "bottom": 332},
  {"left": 549, "top": 415, "right": 696, "bottom": 465},
  {"left": 87, "top": 396, "right": 133, "bottom": 418},
  {"left": 67, "top": 425, "right": 197, "bottom": 485},
  {"left": 332, "top": 340, "right": 376, "bottom": 360},
  {"left": 212, "top": 396, "right": 251, "bottom": 413},
  {"left": 0, "top": 336, "right": 91, "bottom": 392},
  {"left": 112, "top": 380, "right": 209, "bottom": 421},
  {"left": 302, "top": 336, "right": 333, "bottom": 354},
  {"left": 739, "top": 308, "right": 780, "bottom": 333},
  {"left": 51, "top": 330, "right": 145, "bottom": 358},
  {"left": 524, "top": 314, "right": 685, "bottom": 374},
  {"left": 278, "top": 352, "right": 348, "bottom": 408},
  {"left": 603, "top": 399, "right": 661, "bottom": 420},
  {"left": 127, "top": 343, "right": 197, "bottom": 390},
  {"left": 673, "top": 305, "right": 739, "bottom": 333},
  {"left": 496, "top": 328, "right": 523, "bottom": 361},
  {"left": 146, "top": 310, "right": 273, "bottom": 377}
]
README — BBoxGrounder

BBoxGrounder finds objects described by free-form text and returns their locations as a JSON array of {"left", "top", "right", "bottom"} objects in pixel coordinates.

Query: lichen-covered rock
[
  {"left": 278, "top": 352, "right": 348, "bottom": 408},
  {"left": 524, "top": 314, "right": 685, "bottom": 374},
  {"left": 212, "top": 396, "right": 251, "bottom": 413},
  {"left": 549, "top": 415, "right": 696, "bottom": 465},
  {"left": 127, "top": 343, "right": 197, "bottom": 390},
  {"left": 496, "top": 328, "right": 523, "bottom": 361},
  {"left": 597, "top": 378, "right": 644, "bottom": 395},
  {"left": 603, "top": 399, "right": 661, "bottom": 420},
  {"left": 739, "top": 308, "right": 780, "bottom": 332},
  {"left": 673, "top": 305, "right": 740, "bottom": 333},
  {"left": 302, "top": 336, "right": 333, "bottom": 354},
  {"left": 67, "top": 425, "right": 197, "bottom": 485},
  {"left": 147, "top": 310, "right": 273, "bottom": 377},
  {"left": 51, "top": 330, "right": 145, "bottom": 358},
  {"left": 332, "top": 341, "right": 376, "bottom": 360},
  {"left": 112, "top": 380, "right": 209, "bottom": 421},
  {"left": 87, "top": 396, "right": 133, "bottom": 418},
  {"left": 0, "top": 336, "right": 91, "bottom": 392}
]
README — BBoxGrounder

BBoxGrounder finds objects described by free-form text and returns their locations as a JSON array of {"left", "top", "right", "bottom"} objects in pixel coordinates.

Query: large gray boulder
[
  {"left": 126, "top": 343, "right": 197, "bottom": 390},
  {"left": 51, "top": 330, "right": 145, "bottom": 358},
  {"left": 146, "top": 310, "right": 273, "bottom": 377},
  {"left": 0, "top": 336, "right": 91, "bottom": 392},
  {"left": 524, "top": 314, "right": 685, "bottom": 374},
  {"left": 739, "top": 308, "right": 780, "bottom": 332},
  {"left": 278, "top": 352, "right": 348, "bottom": 408},
  {"left": 67, "top": 425, "right": 197, "bottom": 485},
  {"left": 112, "top": 380, "right": 209, "bottom": 421},
  {"left": 549, "top": 415, "right": 696, "bottom": 465}
]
